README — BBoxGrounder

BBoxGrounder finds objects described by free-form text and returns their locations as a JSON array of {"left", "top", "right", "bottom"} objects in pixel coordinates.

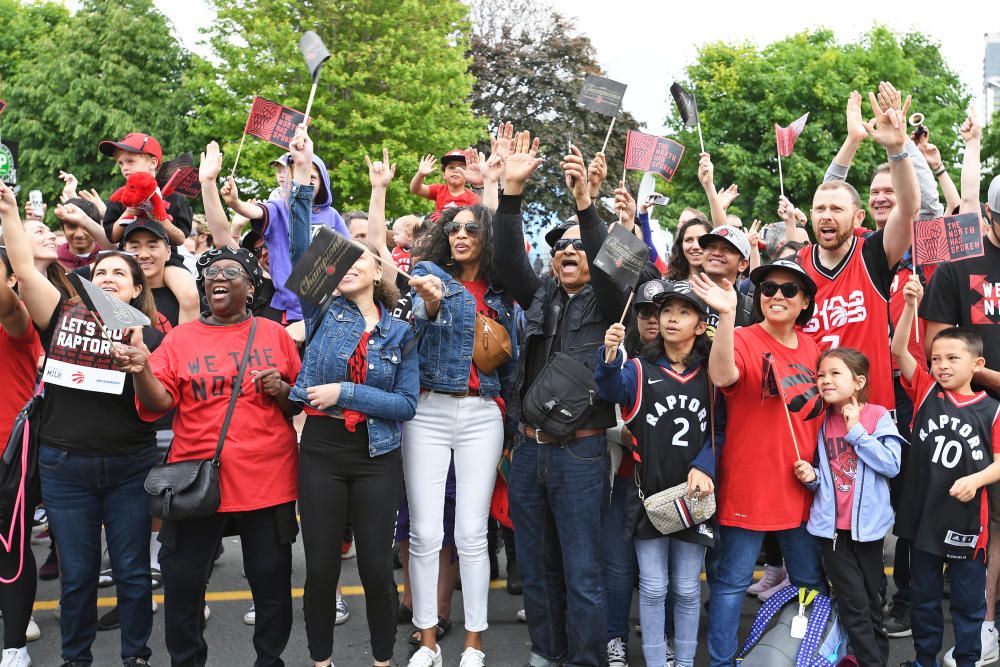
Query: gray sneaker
[
  {"left": 335, "top": 593, "right": 350, "bottom": 625},
  {"left": 883, "top": 602, "right": 911, "bottom": 638},
  {"left": 607, "top": 637, "right": 628, "bottom": 667}
]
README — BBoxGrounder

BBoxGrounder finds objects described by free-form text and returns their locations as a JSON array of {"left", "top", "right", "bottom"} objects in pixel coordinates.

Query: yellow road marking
[{"left": 33, "top": 568, "right": 897, "bottom": 611}]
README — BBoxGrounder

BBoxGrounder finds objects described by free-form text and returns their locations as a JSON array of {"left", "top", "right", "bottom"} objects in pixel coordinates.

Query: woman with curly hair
[
  {"left": 405, "top": 203, "right": 515, "bottom": 667},
  {"left": 665, "top": 215, "right": 712, "bottom": 281}
]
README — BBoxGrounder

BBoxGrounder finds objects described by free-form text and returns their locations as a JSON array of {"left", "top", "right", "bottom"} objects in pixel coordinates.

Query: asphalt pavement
[{"left": 17, "top": 532, "right": 957, "bottom": 666}]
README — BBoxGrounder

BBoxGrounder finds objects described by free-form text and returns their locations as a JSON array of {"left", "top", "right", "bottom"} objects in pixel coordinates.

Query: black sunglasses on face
[
  {"left": 444, "top": 221, "right": 482, "bottom": 236},
  {"left": 250, "top": 244, "right": 265, "bottom": 257},
  {"left": 760, "top": 281, "right": 802, "bottom": 299},
  {"left": 202, "top": 266, "right": 248, "bottom": 281},
  {"left": 551, "top": 238, "right": 585, "bottom": 254},
  {"left": 636, "top": 306, "right": 659, "bottom": 319}
]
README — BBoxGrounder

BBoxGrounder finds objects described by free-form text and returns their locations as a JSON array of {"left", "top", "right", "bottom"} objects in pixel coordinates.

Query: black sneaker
[
  {"left": 884, "top": 602, "right": 912, "bottom": 638},
  {"left": 123, "top": 659, "right": 151, "bottom": 666},
  {"left": 97, "top": 606, "right": 120, "bottom": 631}
]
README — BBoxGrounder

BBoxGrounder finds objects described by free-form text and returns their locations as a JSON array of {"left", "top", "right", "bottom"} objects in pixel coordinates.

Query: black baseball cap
[
  {"left": 122, "top": 219, "right": 170, "bottom": 244},
  {"left": 544, "top": 217, "right": 579, "bottom": 248},
  {"left": 240, "top": 229, "right": 263, "bottom": 251},
  {"left": 749, "top": 259, "right": 817, "bottom": 326},
  {"left": 653, "top": 279, "right": 709, "bottom": 317}
]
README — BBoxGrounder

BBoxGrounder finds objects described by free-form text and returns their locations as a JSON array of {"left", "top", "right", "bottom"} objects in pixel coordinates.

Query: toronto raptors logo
[
  {"left": 833, "top": 451, "right": 858, "bottom": 491},
  {"left": 762, "top": 354, "right": 823, "bottom": 421},
  {"left": 804, "top": 290, "right": 867, "bottom": 333},
  {"left": 642, "top": 280, "right": 666, "bottom": 301}
]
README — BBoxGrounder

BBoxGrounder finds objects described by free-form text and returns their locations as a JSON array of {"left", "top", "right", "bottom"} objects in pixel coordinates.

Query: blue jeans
[
  {"left": 635, "top": 536, "right": 705, "bottom": 667},
  {"left": 510, "top": 434, "right": 609, "bottom": 667},
  {"left": 603, "top": 473, "right": 636, "bottom": 643},
  {"left": 707, "top": 523, "right": 826, "bottom": 667},
  {"left": 40, "top": 444, "right": 157, "bottom": 664},
  {"left": 911, "top": 547, "right": 986, "bottom": 667}
]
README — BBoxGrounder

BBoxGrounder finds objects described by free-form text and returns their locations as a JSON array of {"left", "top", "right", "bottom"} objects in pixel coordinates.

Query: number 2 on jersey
[{"left": 672, "top": 418, "right": 689, "bottom": 447}]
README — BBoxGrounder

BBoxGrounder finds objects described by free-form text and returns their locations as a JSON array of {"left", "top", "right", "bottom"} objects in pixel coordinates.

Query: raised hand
[
  {"left": 58, "top": 171, "right": 79, "bottom": 202},
  {"left": 0, "top": 180, "right": 18, "bottom": 217},
  {"left": 960, "top": 110, "right": 981, "bottom": 144},
  {"left": 480, "top": 152, "right": 505, "bottom": 183},
  {"left": 747, "top": 219, "right": 762, "bottom": 249},
  {"left": 613, "top": 181, "right": 636, "bottom": 224},
  {"left": 560, "top": 145, "right": 591, "bottom": 206},
  {"left": 220, "top": 177, "right": 239, "bottom": 207},
  {"left": 366, "top": 147, "right": 397, "bottom": 189},
  {"left": 78, "top": 188, "right": 106, "bottom": 218},
  {"left": 863, "top": 81, "right": 911, "bottom": 152},
  {"left": 53, "top": 202, "right": 89, "bottom": 224},
  {"left": 417, "top": 154, "right": 437, "bottom": 176},
  {"left": 491, "top": 121, "right": 514, "bottom": 160},
  {"left": 902, "top": 273, "right": 923, "bottom": 307},
  {"left": 587, "top": 151, "right": 607, "bottom": 199},
  {"left": 504, "top": 130, "right": 542, "bottom": 188},
  {"left": 288, "top": 124, "right": 313, "bottom": 169},
  {"left": 915, "top": 138, "right": 943, "bottom": 171},
  {"left": 697, "top": 152, "right": 714, "bottom": 189},
  {"left": 199, "top": 141, "right": 223, "bottom": 183},
  {"left": 689, "top": 270, "right": 737, "bottom": 314},
  {"left": 777, "top": 194, "right": 799, "bottom": 224},
  {"left": 459, "top": 148, "right": 484, "bottom": 187},
  {"left": 717, "top": 183, "right": 740, "bottom": 209},
  {"left": 845, "top": 90, "right": 868, "bottom": 144}
]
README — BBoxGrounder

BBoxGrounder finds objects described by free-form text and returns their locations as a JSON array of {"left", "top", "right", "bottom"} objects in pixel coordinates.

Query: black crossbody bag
[{"left": 144, "top": 317, "right": 257, "bottom": 520}]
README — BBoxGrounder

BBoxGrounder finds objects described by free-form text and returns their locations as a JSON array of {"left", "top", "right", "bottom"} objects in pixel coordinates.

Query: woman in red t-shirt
[
  {"left": 690, "top": 259, "right": 828, "bottom": 665},
  {"left": 118, "top": 247, "right": 301, "bottom": 667}
]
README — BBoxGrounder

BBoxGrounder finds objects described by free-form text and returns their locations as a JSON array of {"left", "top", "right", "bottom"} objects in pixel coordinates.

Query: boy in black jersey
[{"left": 893, "top": 274, "right": 1000, "bottom": 667}]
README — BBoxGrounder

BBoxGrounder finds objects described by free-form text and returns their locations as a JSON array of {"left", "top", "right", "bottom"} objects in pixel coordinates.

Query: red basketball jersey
[{"left": 798, "top": 236, "right": 896, "bottom": 412}]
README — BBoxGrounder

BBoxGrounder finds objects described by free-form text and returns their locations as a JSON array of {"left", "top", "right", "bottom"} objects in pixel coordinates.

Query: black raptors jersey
[
  {"left": 622, "top": 358, "right": 714, "bottom": 545},
  {"left": 895, "top": 366, "right": 1000, "bottom": 560}
]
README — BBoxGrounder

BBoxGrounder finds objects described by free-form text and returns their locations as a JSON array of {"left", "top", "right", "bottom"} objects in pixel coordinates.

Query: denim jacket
[
  {"left": 410, "top": 260, "right": 514, "bottom": 398},
  {"left": 287, "top": 181, "right": 419, "bottom": 456},
  {"left": 804, "top": 406, "right": 904, "bottom": 542}
]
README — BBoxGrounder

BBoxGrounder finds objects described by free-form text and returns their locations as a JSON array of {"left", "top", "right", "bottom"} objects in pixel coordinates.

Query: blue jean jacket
[
  {"left": 288, "top": 181, "right": 418, "bottom": 456},
  {"left": 410, "top": 260, "right": 514, "bottom": 398}
]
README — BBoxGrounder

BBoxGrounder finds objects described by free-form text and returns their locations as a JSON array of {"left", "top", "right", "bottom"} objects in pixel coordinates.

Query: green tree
[
  {"left": 468, "top": 0, "right": 643, "bottom": 228},
  {"left": 659, "top": 27, "right": 970, "bottom": 228},
  {"left": 2, "top": 0, "right": 202, "bottom": 207},
  {"left": 192, "top": 0, "right": 484, "bottom": 218},
  {"left": 0, "top": 0, "right": 69, "bottom": 84}
]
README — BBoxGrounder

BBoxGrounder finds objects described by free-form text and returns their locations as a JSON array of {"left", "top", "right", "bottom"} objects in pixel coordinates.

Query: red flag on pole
[
  {"left": 624, "top": 130, "right": 685, "bottom": 182},
  {"left": 775, "top": 112, "right": 809, "bottom": 157},
  {"left": 911, "top": 212, "right": 985, "bottom": 265},
  {"left": 243, "top": 97, "right": 307, "bottom": 150}
]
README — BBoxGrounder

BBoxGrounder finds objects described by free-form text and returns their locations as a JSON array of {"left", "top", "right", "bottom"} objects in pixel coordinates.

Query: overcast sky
[{"left": 149, "top": 0, "right": 1000, "bottom": 135}]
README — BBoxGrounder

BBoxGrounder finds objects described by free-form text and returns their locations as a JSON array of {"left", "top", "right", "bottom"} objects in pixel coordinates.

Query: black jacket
[{"left": 493, "top": 194, "right": 629, "bottom": 430}]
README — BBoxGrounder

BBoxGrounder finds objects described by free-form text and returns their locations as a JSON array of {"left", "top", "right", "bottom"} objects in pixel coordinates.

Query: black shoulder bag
[{"left": 144, "top": 317, "right": 257, "bottom": 520}]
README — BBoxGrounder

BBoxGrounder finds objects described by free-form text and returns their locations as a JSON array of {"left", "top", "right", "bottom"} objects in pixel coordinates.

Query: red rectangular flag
[
  {"left": 161, "top": 166, "right": 202, "bottom": 199},
  {"left": 624, "top": 130, "right": 685, "bottom": 182},
  {"left": 912, "top": 212, "right": 985, "bottom": 265},
  {"left": 775, "top": 112, "right": 809, "bottom": 157},
  {"left": 244, "top": 97, "right": 307, "bottom": 150}
]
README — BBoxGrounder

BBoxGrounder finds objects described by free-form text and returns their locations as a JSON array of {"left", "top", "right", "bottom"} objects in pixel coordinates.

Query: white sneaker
[
  {"left": 757, "top": 575, "right": 791, "bottom": 602},
  {"left": 203, "top": 604, "right": 211, "bottom": 621},
  {"left": 459, "top": 647, "right": 486, "bottom": 667},
  {"left": 0, "top": 648, "right": 30, "bottom": 667},
  {"left": 407, "top": 645, "right": 442, "bottom": 667},
  {"left": 943, "top": 623, "right": 1000, "bottom": 667},
  {"left": 747, "top": 564, "right": 786, "bottom": 596},
  {"left": 516, "top": 609, "right": 527, "bottom": 623},
  {"left": 335, "top": 593, "right": 350, "bottom": 625},
  {"left": 151, "top": 600, "right": 158, "bottom": 614},
  {"left": 25, "top": 617, "right": 39, "bottom": 642},
  {"left": 243, "top": 602, "right": 256, "bottom": 625},
  {"left": 607, "top": 637, "right": 628, "bottom": 667}
]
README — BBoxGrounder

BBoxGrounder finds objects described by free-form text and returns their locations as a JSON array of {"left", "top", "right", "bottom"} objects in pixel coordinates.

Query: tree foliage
[
  {"left": 0, "top": 0, "right": 69, "bottom": 84},
  {"left": 192, "top": 0, "right": 485, "bottom": 218},
  {"left": 658, "top": 27, "right": 970, "bottom": 228},
  {"left": 468, "top": 0, "right": 643, "bottom": 228},
  {"left": 1, "top": 0, "right": 203, "bottom": 208}
]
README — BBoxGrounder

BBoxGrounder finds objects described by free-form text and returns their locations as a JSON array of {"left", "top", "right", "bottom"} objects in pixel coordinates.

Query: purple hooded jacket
[{"left": 254, "top": 153, "right": 349, "bottom": 321}]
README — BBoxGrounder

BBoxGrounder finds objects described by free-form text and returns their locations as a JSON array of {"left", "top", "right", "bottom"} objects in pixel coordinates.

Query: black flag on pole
[
  {"left": 286, "top": 227, "right": 365, "bottom": 307},
  {"left": 577, "top": 74, "right": 627, "bottom": 117},
  {"left": 66, "top": 273, "right": 151, "bottom": 330},
  {"left": 592, "top": 224, "right": 650, "bottom": 291},
  {"left": 299, "top": 31, "right": 330, "bottom": 83},
  {"left": 670, "top": 82, "right": 699, "bottom": 128}
]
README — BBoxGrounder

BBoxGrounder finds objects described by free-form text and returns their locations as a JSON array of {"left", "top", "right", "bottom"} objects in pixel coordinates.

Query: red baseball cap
[
  {"left": 98, "top": 133, "right": 163, "bottom": 163},
  {"left": 440, "top": 150, "right": 467, "bottom": 167}
]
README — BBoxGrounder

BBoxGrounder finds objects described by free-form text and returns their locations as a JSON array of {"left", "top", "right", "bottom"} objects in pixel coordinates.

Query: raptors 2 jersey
[
  {"left": 895, "top": 365, "right": 1000, "bottom": 561},
  {"left": 799, "top": 233, "right": 896, "bottom": 412}
]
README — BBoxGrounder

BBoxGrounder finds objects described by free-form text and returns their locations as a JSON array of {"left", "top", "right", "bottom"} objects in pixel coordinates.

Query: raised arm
[
  {"left": 917, "top": 137, "right": 961, "bottom": 214},
  {"left": 0, "top": 182, "right": 61, "bottom": 330},
  {"left": 409, "top": 155, "right": 435, "bottom": 199},
  {"left": 199, "top": 141, "right": 238, "bottom": 249},
  {"left": 697, "top": 152, "right": 728, "bottom": 227},
  {"left": 365, "top": 148, "right": 399, "bottom": 285},
  {"left": 891, "top": 275, "right": 921, "bottom": 384},
  {"left": 824, "top": 91, "right": 869, "bottom": 183},
  {"left": 865, "top": 81, "right": 917, "bottom": 267},
  {"left": 53, "top": 202, "right": 115, "bottom": 250},
  {"left": 777, "top": 195, "right": 810, "bottom": 244},
  {"left": 958, "top": 111, "right": 981, "bottom": 215},
  {"left": 0, "top": 278, "right": 30, "bottom": 337},
  {"left": 493, "top": 130, "right": 543, "bottom": 309},
  {"left": 690, "top": 271, "right": 740, "bottom": 387}
]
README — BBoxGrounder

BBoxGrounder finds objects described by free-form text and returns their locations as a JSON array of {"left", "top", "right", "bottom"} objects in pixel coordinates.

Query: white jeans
[{"left": 402, "top": 391, "right": 503, "bottom": 632}]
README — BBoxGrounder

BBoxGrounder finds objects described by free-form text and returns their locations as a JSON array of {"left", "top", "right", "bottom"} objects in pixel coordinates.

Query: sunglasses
[
  {"left": 249, "top": 244, "right": 266, "bottom": 257},
  {"left": 96, "top": 249, "right": 137, "bottom": 259},
  {"left": 551, "top": 238, "right": 585, "bottom": 253},
  {"left": 636, "top": 305, "right": 659, "bottom": 319},
  {"left": 202, "top": 266, "right": 248, "bottom": 281},
  {"left": 443, "top": 221, "right": 482, "bottom": 236},
  {"left": 760, "top": 281, "right": 802, "bottom": 299}
]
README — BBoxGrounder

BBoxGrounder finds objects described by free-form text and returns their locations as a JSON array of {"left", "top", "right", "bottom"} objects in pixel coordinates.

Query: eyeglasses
[
  {"left": 443, "top": 221, "right": 482, "bottom": 236},
  {"left": 760, "top": 281, "right": 802, "bottom": 299},
  {"left": 636, "top": 306, "right": 659, "bottom": 319},
  {"left": 551, "top": 238, "right": 584, "bottom": 253},
  {"left": 202, "top": 266, "right": 248, "bottom": 281}
]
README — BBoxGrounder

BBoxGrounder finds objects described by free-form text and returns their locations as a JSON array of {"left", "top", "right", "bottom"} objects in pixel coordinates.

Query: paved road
[{"left": 19, "top": 533, "right": 955, "bottom": 666}]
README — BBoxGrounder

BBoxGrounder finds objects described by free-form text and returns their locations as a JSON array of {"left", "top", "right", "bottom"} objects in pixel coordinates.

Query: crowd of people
[{"left": 1, "top": 78, "right": 1000, "bottom": 667}]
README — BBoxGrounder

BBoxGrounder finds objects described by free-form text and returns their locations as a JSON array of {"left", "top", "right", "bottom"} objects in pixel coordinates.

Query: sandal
[{"left": 408, "top": 616, "right": 452, "bottom": 645}]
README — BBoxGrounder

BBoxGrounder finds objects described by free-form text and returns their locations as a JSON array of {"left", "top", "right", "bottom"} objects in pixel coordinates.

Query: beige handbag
[{"left": 472, "top": 312, "right": 512, "bottom": 375}]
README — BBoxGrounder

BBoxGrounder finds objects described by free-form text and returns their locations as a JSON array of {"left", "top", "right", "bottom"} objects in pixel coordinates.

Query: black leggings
[
  {"left": 299, "top": 416, "right": 402, "bottom": 663},
  {"left": 0, "top": 528, "right": 37, "bottom": 649}
]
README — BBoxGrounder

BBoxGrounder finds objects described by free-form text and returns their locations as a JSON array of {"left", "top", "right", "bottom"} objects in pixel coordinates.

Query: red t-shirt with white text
[
  {"left": 718, "top": 324, "right": 823, "bottom": 531},
  {"left": 137, "top": 317, "right": 301, "bottom": 512}
]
